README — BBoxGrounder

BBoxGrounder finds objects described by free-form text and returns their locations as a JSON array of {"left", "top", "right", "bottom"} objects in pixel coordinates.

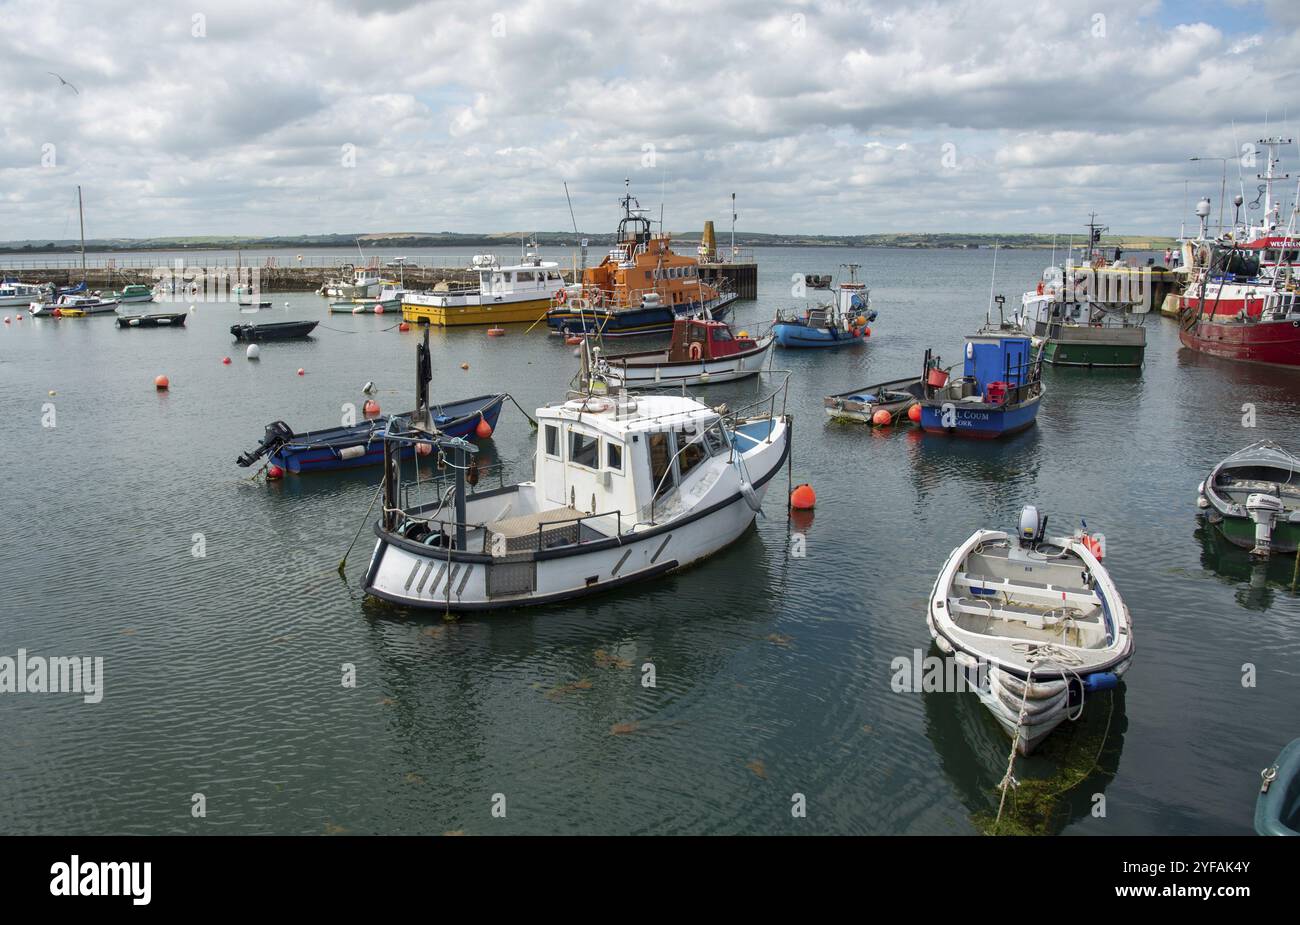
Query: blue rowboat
[
  {"left": 919, "top": 334, "right": 1045, "bottom": 438},
  {"left": 1256, "top": 737, "right": 1300, "bottom": 836},
  {"left": 237, "top": 393, "right": 507, "bottom": 474}
]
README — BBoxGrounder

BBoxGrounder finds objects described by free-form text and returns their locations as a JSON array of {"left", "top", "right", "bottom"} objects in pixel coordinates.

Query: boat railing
[
  {"left": 399, "top": 461, "right": 509, "bottom": 512},
  {"left": 395, "top": 504, "right": 634, "bottom": 554},
  {"left": 700, "top": 247, "right": 755, "bottom": 264}
]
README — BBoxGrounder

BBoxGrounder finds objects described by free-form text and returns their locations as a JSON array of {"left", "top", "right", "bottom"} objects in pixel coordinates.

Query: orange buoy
[
  {"left": 415, "top": 441, "right": 433, "bottom": 457},
  {"left": 487, "top": 327, "right": 505, "bottom": 337},
  {"left": 398, "top": 322, "right": 410, "bottom": 332},
  {"left": 790, "top": 483, "right": 816, "bottom": 510},
  {"left": 460, "top": 362, "right": 469, "bottom": 370},
  {"left": 267, "top": 464, "right": 285, "bottom": 480},
  {"left": 872, "top": 409, "right": 892, "bottom": 426},
  {"left": 565, "top": 335, "right": 582, "bottom": 345},
  {"left": 907, "top": 403, "right": 922, "bottom": 423},
  {"left": 855, "top": 315, "right": 867, "bottom": 326},
  {"left": 52, "top": 308, "right": 62, "bottom": 317},
  {"left": 297, "top": 368, "right": 305, "bottom": 376},
  {"left": 475, "top": 417, "right": 493, "bottom": 439},
  {"left": 154, "top": 375, "right": 170, "bottom": 390},
  {"left": 363, "top": 399, "right": 381, "bottom": 416}
]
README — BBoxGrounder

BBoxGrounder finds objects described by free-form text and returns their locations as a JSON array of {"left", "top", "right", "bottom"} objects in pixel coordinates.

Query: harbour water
[{"left": 2, "top": 245, "right": 1297, "bottom": 835}]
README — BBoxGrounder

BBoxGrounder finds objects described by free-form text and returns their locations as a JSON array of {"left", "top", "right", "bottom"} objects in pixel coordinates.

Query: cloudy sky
[{"left": 1, "top": 0, "right": 1298, "bottom": 240}]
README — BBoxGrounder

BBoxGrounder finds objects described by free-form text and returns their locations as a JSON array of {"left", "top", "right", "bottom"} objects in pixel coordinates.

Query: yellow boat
[{"left": 402, "top": 250, "right": 565, "bottom": 326}]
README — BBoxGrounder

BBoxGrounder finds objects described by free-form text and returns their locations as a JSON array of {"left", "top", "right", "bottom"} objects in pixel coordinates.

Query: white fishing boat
[
  {"left": 581, "top": 316, "right": 774, "bottom": 389},
  {"left": 362, "top": 331, "right": 790, "bottom": 611},
  {"left": 0, "top": 281, "right": 47, "bottom": 307},
  {"left": 927, "top": 506, "right": 1134, "bottom": 755},
  {"left": 29, "top": 293, "right": 121, "bottom": 316},
  {"left": 319, "top": 266, "right": 383, "bottom": 299}
]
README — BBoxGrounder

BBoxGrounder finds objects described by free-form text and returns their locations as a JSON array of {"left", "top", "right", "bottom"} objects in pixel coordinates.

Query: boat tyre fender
[{"left": 739, "top": 479, "right": 762, "bottom": 513}]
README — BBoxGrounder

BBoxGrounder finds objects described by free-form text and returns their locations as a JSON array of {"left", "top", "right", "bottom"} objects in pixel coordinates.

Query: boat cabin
[
  {"left": 931, "top": 334, "right": 1036, "bottom": 406},
  {"left": 667, "top": 318, "right": 756, "bottom": 361}
]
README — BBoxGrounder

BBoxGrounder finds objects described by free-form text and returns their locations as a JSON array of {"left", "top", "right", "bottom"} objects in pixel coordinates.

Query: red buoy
[
  {"left": 475, "top": 417, "right": 493, "bottom": 439},
  {"left": 907, "top": 403, "right": 922, "bottom": 423},
  {"left": 297, "top": 368, "right": 305, "bottom": 376},
  {"left": 415, "top": 441, "right": 433, "bottom": 457},
  {"left": 872, "top": 409, "right": 892, "bottom": 426},
  {"left": 222, "top": 356, "right": 232, "bottom": 365},
  {"left": 363, "top": 399, "right": 381, "bottom": 416},
  {"left": 375, "top": 306, "right": 384, "bottom": 314},
  {"left": 398, "top": 322, "right": 410, "bottom": 332},
  {"left": 565, "top": 335, "right": 582, "bottom": 345},
  {"left": 267, "top": 464, "right": 285, "bottom": 480},
  {"left": 862, "top": 327, "right": 871, "bottom": 337},
  {"left": 790, "top": 483, "right": 816, "bottom": 510},
  {"left": 154, "top": 375, "right": 170, "bottom": 390},
  {"left": 52, "top": 308, "right": 62, "bottom": 317}
]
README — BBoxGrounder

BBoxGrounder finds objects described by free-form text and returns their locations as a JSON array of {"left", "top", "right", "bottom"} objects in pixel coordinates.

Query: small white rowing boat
[{"left": 927, "top": 506, "right": 1134, "bottom": 755}]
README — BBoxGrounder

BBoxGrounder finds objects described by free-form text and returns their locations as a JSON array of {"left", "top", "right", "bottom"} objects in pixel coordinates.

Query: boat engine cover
[{"left": 1018, "top": 505, "right": 1044, "bottom": 547}]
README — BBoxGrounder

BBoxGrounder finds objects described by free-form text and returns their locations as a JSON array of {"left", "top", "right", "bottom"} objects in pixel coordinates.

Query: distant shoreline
[{"left": 0, "top": 232, "right": 1177, "bottom": 255}]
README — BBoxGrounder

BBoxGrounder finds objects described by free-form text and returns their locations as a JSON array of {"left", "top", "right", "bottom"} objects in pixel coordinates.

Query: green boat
[
  {"left": 1198, "top": 441, "right": 1300, "bottom": 555},
  {"left": 113, "top": 284, "right": 155, "bottom": 304},
  {"left": 1256, "top": 738, "right": 1300, "bottom": 835}
]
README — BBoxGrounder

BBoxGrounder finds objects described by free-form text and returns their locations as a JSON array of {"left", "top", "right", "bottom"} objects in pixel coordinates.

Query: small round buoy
[
  {"left": 48, "top": 390, "right": 56, "bottom": 397},
  {"left": 297, "top": 368, "right": 305, "bottom": 376},
  {"left": 475, "top": 417, "right": 493, "bottom": 439},
  {"left": 222, "top": 356, "right": 231, "bottom": 365},
  {"left": 850, "top": 327, "right": 860, "bottom": 337},
  {"left": 3, "top": 316, "right": 10, "bottom": 324},
  {"left": 790, "top": 484, "right": 816, "bottom": 510},
  {"left": 246, "top": 344, "right": 260, "bottom": 359},
  {"left": 399, "top": 322, "right": 410, "bottom": 332},
  {"left": 363, "top": 399, "right": 381, "bottom": 416},
  {"left": 52, "top": 308, "right": 62, "bottom": 317},
  {"left": 375, "top": 306, "right": 385, "bottom": 314},
  {"left": 872, "top": 409, "right": 892, "bottom": 426},
  {"left": 907, "top": 403, "right": 922, "bottom": 423},
  {"left": 862, "top": 327, "right": 871, "bottom": 337},
  {"left": 460, "top": 362, "right": 469, "bottom": 370},
  {"left": 738, "top": 330, "right": 749, "bottom": 338},
  {"left": 154, "top": 375, "right": 170, "bottom": 390},
  {"left": 267, "top": 464, "right": 285, "bottom": 480},
  {"left": 284, "top": 301, "right": 290, "bottom": 308},
  {"left": 855, "top": 315, "right": 867, "bottom": 326},
  {"left": 487, "top": 327, "right": 505, "bottom": 337},
  {"left": 565, "top": 335, "right": 582, "bottom": 345},
  {"left": 415, "top": 441, "right": 433, "bottom": 457}
]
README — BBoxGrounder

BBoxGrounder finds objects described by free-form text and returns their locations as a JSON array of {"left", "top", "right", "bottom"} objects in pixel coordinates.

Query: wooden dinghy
[{"left": 229, "top": 320, "right": 319, "bottom": 341}]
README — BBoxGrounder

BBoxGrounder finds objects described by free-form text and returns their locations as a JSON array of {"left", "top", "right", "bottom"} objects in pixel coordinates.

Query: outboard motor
[
  {"left": 236, "top": 420, "right": 295, "bottom": 467},
  {"left": 1018, "top": 505, "right": 1046, "bottom": 548},
  {"left": 1246, "top": 493, "right": 1284, "bottom": 556}
]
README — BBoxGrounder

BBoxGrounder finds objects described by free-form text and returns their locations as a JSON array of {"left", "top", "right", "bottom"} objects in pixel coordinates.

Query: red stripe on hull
[{"left": 1179, "top": 318, "right": 1300, "bottom": 367}]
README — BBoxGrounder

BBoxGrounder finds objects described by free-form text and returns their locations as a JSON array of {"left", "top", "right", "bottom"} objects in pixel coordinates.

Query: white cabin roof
[{"left": 537, "top": 394, "right": 719, "bottom": 438}]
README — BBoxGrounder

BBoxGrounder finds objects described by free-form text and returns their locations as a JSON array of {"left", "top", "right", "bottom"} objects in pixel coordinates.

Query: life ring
[
  {"left": 688, "top": 342, "right": 703, "bottom": 360},
  {"left": 554, "top": 288, "right": 567, "bottom": 305},
  {"left": 1036, "top": 282, "right": 1044, "bottom": 295},
  {"left": 565, "top": 396, "right": 613, "bottom": 414}
]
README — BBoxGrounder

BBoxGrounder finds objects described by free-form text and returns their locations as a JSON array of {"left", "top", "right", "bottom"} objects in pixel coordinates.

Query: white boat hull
[{"left": 601, "top": 337, "right": 774, "bottom": 388}]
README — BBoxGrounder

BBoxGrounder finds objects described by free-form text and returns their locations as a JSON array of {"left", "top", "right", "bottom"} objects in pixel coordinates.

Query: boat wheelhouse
[
  {"left": 546, "top": 184, "right": 737, "bottom": 337},
  {"left": 112, "top": 284, "right": 155, "bottom": 304},
  {"left": 402, "top": 249, "right": 564, "bottom": 326},
  {"left": 583, "top": 316, "right": 774, "bottom": 389},
  {"left": 319, "top": 266, "right": 384, "bottom": 299},
  {"left": 362, "top": 333, "right": 790, "bottom": 611}
]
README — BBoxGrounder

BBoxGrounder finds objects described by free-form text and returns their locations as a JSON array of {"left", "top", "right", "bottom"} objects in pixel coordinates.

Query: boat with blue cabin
[
  {"left": 918, "top": 329, "right": 1045, "bottom": 438},
  {"left": 772, "top": 265, "right": 876, "bottom": 348}
]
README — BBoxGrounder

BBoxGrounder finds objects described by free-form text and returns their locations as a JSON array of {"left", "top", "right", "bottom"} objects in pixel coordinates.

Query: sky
[{"left": 1, "top": 0, "right": 1298, "bottom": 240}]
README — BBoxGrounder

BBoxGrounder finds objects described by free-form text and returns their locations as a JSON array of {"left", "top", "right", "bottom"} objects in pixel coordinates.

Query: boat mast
[
  {"left": 1257, "top": 137, "right": 1293, "bottom": 235},
  {"left": 77, "top": 185, "right": 86, "bottom": 282}
]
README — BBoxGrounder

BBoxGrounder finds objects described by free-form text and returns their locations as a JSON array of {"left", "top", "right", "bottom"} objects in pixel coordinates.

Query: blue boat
[
  {"left": 918, "top": 334, "right": 1045, "bottom": 438},
  {"left": 237, "top": 394, "right": 506, "bottom": 474},
  {"left": 1256, "top": 737, "right": 1300, "bottom": 836},
  {"left": 772, "top": 265, "right": 877, "bottom": 348}
]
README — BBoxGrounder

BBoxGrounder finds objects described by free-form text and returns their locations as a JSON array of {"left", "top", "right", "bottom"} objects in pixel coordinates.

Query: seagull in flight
[{"left": 47, "top": 72, "right": 79, "bottom": 94}]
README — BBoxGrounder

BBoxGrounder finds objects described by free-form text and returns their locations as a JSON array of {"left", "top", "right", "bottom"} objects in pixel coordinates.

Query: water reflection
[
  {"left": 922, "top": 646, "right": 1128, "bottom": 835},
  {"left": 1195, "top": 518, "right": 1300, "bottom": 613}
]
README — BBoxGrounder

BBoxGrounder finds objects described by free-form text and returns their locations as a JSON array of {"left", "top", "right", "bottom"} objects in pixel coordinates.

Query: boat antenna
[
  {"left": 660, "top": 168, "right": 666, "bottom": 233},
  {"left": 986, "top": 240, "right": 999, "bottom": 327}
]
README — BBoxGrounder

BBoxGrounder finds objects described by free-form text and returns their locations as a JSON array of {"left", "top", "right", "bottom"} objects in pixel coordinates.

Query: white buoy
[{"left": 246, "top": 344, "right": 261, "bottom": 360}]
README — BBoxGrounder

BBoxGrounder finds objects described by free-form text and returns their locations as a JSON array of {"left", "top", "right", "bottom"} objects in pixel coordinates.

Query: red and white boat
[{"left": 1178, "top": 137, "right": 1300, "bottom": 366}]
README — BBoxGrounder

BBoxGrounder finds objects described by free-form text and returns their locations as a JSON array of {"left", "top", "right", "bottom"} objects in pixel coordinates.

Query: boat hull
[
  {"left": 1040, "top": 328, "right": 1145, "bottom": 367},
  {"left": 230, "top": 321, "right": 319, "bottom": 341},
  {"left": 403, "top": 296, "right": 550, "bottom": 326},
  {"left": 1179, "top": 316, "right": 1300, "bottom": 367},
  {"left": 600, "top": 337, "right": 773, "bottom": 388},
  {"left": 547, "top": 293, "right": 737, "bottom": 337},
  {"left": 919, "top": 396, "right": 1041, "bottom": 438},
  {"left": 116, "top": 313, "right": 188, "bottom": 328},
  {"left": 773, "top": 322, "right": 863, "bottom": 348}
]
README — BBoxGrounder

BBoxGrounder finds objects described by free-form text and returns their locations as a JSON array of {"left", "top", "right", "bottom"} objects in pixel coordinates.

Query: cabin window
[
  {"left": 703, "top": 424, "right": 727, "bottom": 456},
  {"left": 647, "top": 432, "right": 674, "bottom": 495},
  {"left": 517, "top": 271, "right": 534, "bottom": 282},
  {"left": 544, "top": 424, "right": 560, "bottom": 457},
  {"left": 570, "top": 430, "right": 599, "bottom": 469},
  {"left": 606, "top": 442, "right": 623, "bottom": 471},
  {"left": 676, "top": 430, "right": 708, "bottom": 480},
  {"left": 712, "top": 327, "right": 733, "bottom": 341}
]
